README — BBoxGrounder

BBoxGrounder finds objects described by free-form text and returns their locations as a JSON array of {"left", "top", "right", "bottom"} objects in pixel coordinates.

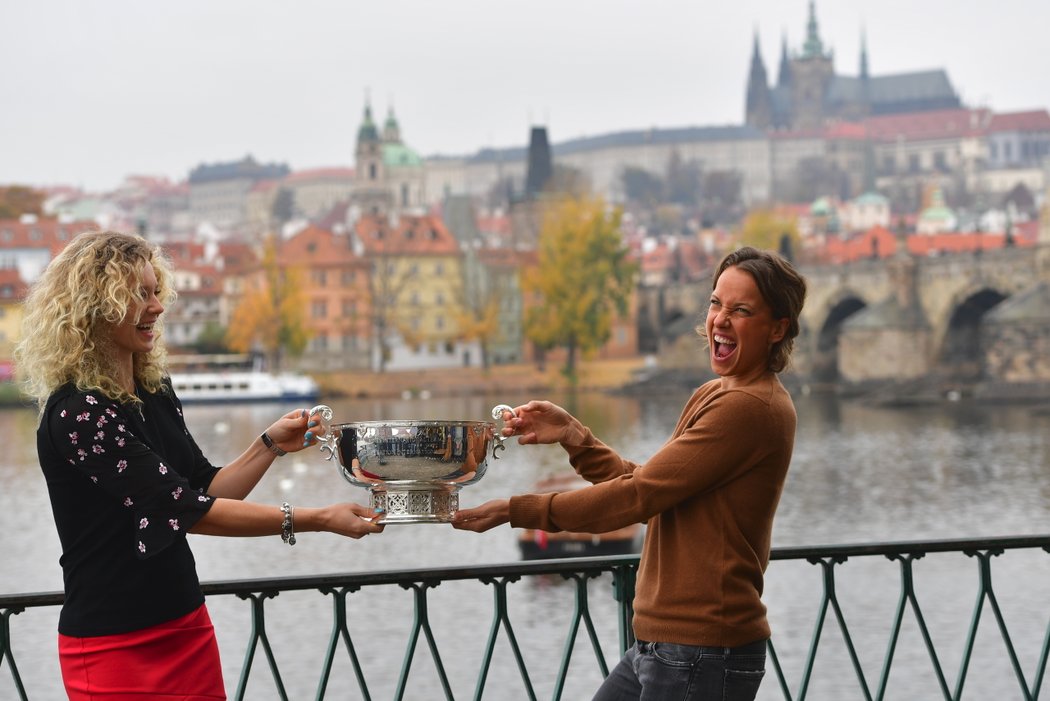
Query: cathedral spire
[
  {"left": 802, "top": 0, "right": 827, "bottom": 59},
  {"left": 859, "top": 27, "right": 869, "bottom": 80},
  {"left": 777, "top": 31, "right": 791, "bottom": 87},
  {"left": 745, "top": 28, "right": 773, "bottom": 128}
]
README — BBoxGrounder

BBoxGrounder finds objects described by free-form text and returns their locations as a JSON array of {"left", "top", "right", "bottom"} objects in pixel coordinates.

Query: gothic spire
[
  {"left": 777, "top": 31, "right": 792, "bottom": 87},
  {"left": 802, "top": 0, "right": 827, "bottom": 59},
  {"left": 859, "top": 27, "right": 869, "bottom": 80}
]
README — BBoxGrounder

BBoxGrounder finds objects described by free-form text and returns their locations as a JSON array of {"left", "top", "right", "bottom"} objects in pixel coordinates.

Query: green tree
[
  {"left": 523, "top": 196, "right": 638, "bottom": 379},
  {"left": 226, "top": 235, "right": 309, "bottom": 370},
  {"left": 189, "top": 321, "right": 231, "bottom": 354},
  {"left": 665, "top": 150, "right": 701, "bottom": 207},
  {"left": 620, "top": 166, "right": 664, "bottom": 207}
]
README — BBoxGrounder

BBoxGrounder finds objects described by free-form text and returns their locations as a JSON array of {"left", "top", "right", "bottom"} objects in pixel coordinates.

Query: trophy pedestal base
[{"left": 370, "top": 485, "right": 460, "bottom": 524}]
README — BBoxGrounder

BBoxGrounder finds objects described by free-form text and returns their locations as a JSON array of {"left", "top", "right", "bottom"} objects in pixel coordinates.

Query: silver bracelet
[
  {"left": 261, "top": 432, "right": 287, "bottom": 457},
  {"left": 280, "top": 502, "right": 296, "bottom": 545}
]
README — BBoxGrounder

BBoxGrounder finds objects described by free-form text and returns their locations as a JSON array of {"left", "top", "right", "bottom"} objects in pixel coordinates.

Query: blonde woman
[{"left": 16, "top": 230, "right": 383, "bottom": 700}]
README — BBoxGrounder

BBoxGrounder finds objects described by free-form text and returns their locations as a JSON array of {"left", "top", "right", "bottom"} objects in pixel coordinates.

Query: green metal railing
[{"left": 2, "top": 535, "right": 1048, "bottom": 700}]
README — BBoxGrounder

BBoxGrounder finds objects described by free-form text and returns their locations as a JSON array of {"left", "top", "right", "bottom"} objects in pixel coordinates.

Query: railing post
[
  {"left": 552, "top": 571, "right": 608, "bottom": 701},
  {"left": 394, "top": 580, "right": 453, "bottom": 701},
  {"left": 878, "top": 552, "right": 950, "bottom": 701},
  {"left": 316, "top": 585, "right": 369, "bottom": 701},
  {"left": 956, "top": 548, "right": 1034, "bottom": 701},
  {"left": 473, "top": 575, "right": 535, "bottom": 701},
  {"left": 611, "top": 562, "right": 637, "bottom": 654},
  {"left": 0, "top": 606, "right": 27, "bottom": 701},
  {"left": 234, "top": 590, "right": 288, "bottom": 701},
  {"left": 796, "top": 555, "right": 872, "bottom": 701}
]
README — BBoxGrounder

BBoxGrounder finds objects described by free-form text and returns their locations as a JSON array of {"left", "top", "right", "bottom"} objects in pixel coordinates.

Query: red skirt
[{"left": 59, "top": 603, "right": 226, "bottom": 700}]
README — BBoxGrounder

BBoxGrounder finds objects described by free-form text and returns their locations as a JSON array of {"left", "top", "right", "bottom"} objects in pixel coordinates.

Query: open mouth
[{"left": 713, "top": 333, "right": 736, "bottom": 360}]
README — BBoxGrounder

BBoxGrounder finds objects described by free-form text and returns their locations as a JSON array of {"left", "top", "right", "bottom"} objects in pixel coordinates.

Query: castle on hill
[{"left": 745, "top": 1, "right": 962, "bottom": 131}]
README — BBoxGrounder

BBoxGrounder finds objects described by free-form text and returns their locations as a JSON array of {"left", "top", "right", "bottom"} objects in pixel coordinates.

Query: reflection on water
[{"left": 1, "top": 389, "right": 1048, "bottom": 699}]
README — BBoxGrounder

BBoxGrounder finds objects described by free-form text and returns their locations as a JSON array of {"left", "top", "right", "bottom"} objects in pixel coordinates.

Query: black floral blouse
[{"left": 38, "top": 381, "right": 221, "bottom": 636}]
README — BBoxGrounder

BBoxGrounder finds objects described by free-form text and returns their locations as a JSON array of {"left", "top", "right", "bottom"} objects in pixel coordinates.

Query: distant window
[
  {"left": 311, "top": 300, "right": 327, "bottom": 319},
  {"left": 401, "top": 183, "right": 409, "bottom": 206},
  {"left": 341, "top": 270, "right": 356, "bottom": 285},
  {"left": 369, "top": 163, "right": 377, "bottom": 180}
]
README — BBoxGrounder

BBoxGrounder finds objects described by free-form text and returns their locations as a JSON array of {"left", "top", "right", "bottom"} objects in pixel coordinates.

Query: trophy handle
[
  {"left": 309, "top": 404, "right": 337, "bottom": 461},
  {"left": 490, "top": 404, "right": 516, "bottom": 459}
]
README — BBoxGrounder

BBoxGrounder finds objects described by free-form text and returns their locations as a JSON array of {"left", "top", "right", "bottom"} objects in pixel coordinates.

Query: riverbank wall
[{"left": 312, "top": 357, "right": 656, "bottom": 400}]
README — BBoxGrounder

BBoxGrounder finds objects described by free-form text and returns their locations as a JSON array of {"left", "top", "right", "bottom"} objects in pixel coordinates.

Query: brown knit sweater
[{"left": 508, "top": 374, "right": 796, "bottom": 647}]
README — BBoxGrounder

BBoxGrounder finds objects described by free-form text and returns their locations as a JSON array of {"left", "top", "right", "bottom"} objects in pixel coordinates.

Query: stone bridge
[{"left": 637, "top": 242, "right": 1050, "bottom": 391}]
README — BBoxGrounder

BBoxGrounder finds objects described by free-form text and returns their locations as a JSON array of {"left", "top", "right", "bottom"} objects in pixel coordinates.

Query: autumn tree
[
  {"left": 0, "top": 186, "right": 44, "bottom": 219},
  {"left": 738, "top": 209, "right": 800, "bottom": 253},
  {"left": 226, "top": 235, "right": 309, "bottom": 370},
  {"left": 523, "top": 196, "right": 638, "bottom": 379},
  {"left": 368, "top": 254, "right": 417, "bottom": 373},
  {"left": 454, "top": 249, "right": 510, "bottom": 370}
]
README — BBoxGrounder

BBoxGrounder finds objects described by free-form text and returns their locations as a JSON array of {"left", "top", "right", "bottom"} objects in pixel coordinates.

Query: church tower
[
  {"left": 789, "top": 1, "right": 834, "bottom": 130},
  {"left": 356, "top": 100, "right": 383, "bottom": 186},
  {"left": 352, "top": 99, "right": 393, "bottom": 215},
  {"left": 382, "top": 106, "right": 402, "bottom": 145},
  {"left": 745, "top": 30, "right": 773, "bottom": 129}
]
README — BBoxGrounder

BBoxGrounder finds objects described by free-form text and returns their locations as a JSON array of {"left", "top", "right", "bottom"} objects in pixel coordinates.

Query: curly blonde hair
[{"left": 15, "top": 230, "right": 177, "bottom": 410}]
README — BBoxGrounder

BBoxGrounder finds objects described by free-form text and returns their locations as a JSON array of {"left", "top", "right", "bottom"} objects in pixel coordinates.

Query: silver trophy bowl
[{"left": 309, "top": 404, "right": 513, "bottom": 524}]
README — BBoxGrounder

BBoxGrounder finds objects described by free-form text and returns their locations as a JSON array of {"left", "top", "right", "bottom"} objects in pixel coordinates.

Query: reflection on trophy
[{"left": 309, "top": 405, "right": 512, "bottom": 524}]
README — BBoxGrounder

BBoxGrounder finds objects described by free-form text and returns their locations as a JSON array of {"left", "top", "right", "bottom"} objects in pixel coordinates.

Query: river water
[{"left": 2, "top": 388, "right": 1048, "bottom": 699}]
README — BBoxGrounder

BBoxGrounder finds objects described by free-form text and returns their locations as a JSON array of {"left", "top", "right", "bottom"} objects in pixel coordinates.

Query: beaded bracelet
[{"left": 280, "top": 502, "right": 296, "bottom": 546}]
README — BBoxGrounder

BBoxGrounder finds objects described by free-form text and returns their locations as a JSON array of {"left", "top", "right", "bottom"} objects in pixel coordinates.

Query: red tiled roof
[
  {"left": 823, "top": 121, "right": 868, "bottom": 140},
  {"left": 0, "top": 218, "right": 100, "bottom": 256},
  {"left": 863, "top": 108, "right": 991, "bottom": 142},
  {"left": 354, "top": 215, "right": 460, "bottom": 256},
  {"left": 816, "top": 225, "right": 1033, "bottom": 264},
  {"left": 281, "top": 224, "right": 363, "bottom": 266},
  {"left": 987, "top": 110, "right": 1050, "bottom": 133}
]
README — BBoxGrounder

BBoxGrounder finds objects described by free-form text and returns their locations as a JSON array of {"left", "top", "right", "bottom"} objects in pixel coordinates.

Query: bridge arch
[
  {"left": 811, "top": 292, "right": 869, "bottom": 381},
  {"left": 937, "top": 286, "right": 1009, "bottom": 380}
]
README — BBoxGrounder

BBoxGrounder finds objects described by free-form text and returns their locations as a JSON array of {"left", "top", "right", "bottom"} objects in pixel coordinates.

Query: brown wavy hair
[
  {"left": 699, "top": 246, "right": 807, "bottom": 373},
  {"left": 15, "top": 230, "right": 176, "bottom": 410}
]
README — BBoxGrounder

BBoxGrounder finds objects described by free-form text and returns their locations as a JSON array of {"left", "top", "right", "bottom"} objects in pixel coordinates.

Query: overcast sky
[{"left": 2, "top": 0, "right": 1047, "bottom": 192}]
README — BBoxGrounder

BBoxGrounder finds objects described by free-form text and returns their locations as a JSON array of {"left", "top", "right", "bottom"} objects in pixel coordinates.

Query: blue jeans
[{"left": 591, "top": 639, "right": 767, "bottom": 701}]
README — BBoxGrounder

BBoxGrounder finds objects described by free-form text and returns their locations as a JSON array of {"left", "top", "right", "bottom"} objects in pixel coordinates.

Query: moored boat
[
  {"left": 517, "top": 473, "right": 643, "bottom": 560},
  {"left": 167, "top": 354, "right": 320, "bottom": 404}
]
